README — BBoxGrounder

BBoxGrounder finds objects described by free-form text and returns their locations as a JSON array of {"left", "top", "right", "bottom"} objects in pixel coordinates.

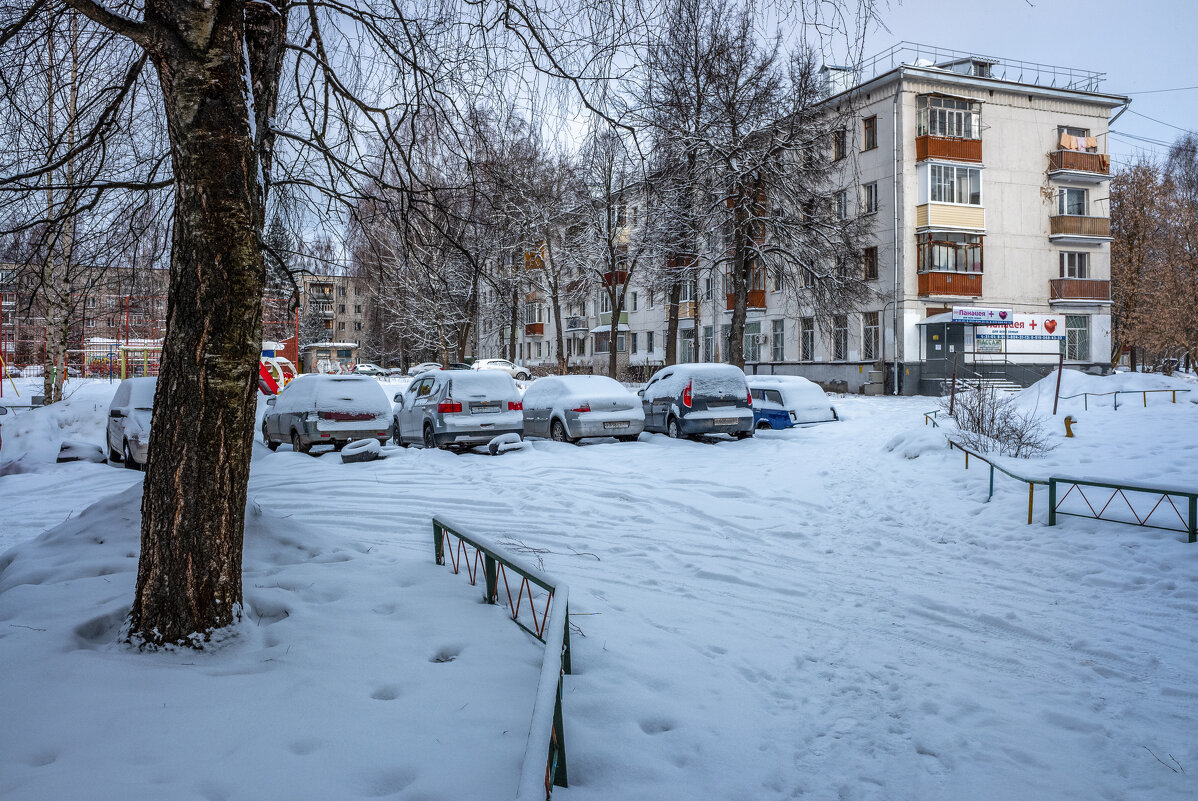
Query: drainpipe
[{"left": 891, "top": 77, "right": 902, "bottom": 395}]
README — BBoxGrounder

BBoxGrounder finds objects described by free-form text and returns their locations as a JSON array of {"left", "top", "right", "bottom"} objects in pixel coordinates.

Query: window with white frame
[
  {"left": 835, "top": 190, "right": 849, "bottom": 219},
  {"left": 1065, "top": 315, "right": 1090, "bottom": 361},
  {"left": 647, "top": 330, "right": 655, "bottom": 352},
  {"left": 771, "top": 318, "right": 785, "bottom": 361},
  {"left": 1060, "top": 252, "right": 1089, "bottom": 279},
  {"left": 800, "top": 317, "right": 814, "bottom": 361},
  {"left": 630, "top": 291, "right": 638, "bottom": 311},
  {"left": 524, "top": 303, "right": 543, "bottom": 325},
  {"left": 917, "top": 95, "right": 980, "bottom": 139},
  {"left": 1057, "top": 187, "right": 1088, "bottom": 216},
  {"left": 862, "top": 182, "right": 878, "bottom": 215},
  {"left": 744, "top": 321, "right": 761, "bottom": 363},
  {"left": 600, "top": 292, "right": 611, "bottom": 313},
  {"left": 832, "top": 315, "right": 848, "bottom": 361},
  {"left": 930, "top": 164, "right": 982, "bottom": 205},
  {"left": 863, "top": 312, "right": 880, "bottom": 361},
  {"left": 703, "top": 326, "right": 713, "bottom": 362}
]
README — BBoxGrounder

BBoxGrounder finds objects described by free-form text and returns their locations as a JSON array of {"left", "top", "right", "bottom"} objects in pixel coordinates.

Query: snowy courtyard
[{"left": 2, "top": 374, "right": 1196, "bottom": 800}]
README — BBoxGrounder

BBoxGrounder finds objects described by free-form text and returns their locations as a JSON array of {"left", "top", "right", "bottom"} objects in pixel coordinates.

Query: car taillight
[
  {"left": 508, "top": 401, "right": 523, "bottom": 411},
  {"left": 570, "top": 403, "right": 591, "bottom": 413},
  {"left": 746, "top": 388, "right": 753, "bottom": 406},
  {"left": 682, "top": 381, "right": 692, "bottom": 408},
  {"left": 437, "top": 400, "right": 462, "bottom": 413}
]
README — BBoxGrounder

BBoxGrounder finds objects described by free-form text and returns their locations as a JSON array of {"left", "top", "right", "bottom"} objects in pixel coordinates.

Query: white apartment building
[{"left": 479, "top": 44, "right": 1128, "bottom": 394}]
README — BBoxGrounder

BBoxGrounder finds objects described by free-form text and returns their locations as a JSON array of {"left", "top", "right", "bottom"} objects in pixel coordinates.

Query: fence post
[
  {"left": 433, "top": 522, "right": 445, "bottom": 566},
  {"left": 552, "top": 673, "right": 569, "bottom": 788},
  {"left": 561, "top": 600, "right": 572, "bottom": 675},
  {"left": 1084, "top": 394, "right": 1088, "bottom": 412},
  {"left": 1048, "top": 480, "right": 1057, "bottom": 527},
  {"left": 484, "top": 554, "right": 498, "bottom": 604},
  {"left": 988, "top": 465, "right": 995, "bottom": 501},
  {"left": 1189, "top": 495, "right": 1197, "bottom": 545},
  {"left": 1052, "top": 352, "right": 1064, "bottom": 415},
  {"left": 1028, "top": 483, "right": 1035, "bottom": 525},
  {"left": 1143, "top": 390, "right": 1147, "bottom": 408}
]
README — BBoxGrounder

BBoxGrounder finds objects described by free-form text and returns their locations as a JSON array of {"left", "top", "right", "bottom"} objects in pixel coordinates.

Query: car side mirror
[
  {"left": 393, "top": 393, "right": 403, "bottom": 403},
  {"left": 265, "top": 397, "right": 276, "bottom": 407},
  {"left": 0, "top": 405, "right": 8, "bottom": 415},
  {"left": 637, "top": 389, "right": 644, "bottom": 398},
  {"left": 109, "top": 408, "right": 125, "bottom": 418}
]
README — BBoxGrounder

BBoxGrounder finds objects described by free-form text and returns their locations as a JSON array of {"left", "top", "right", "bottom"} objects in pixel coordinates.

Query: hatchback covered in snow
[
  {"left": 639, "top": 364, "right": 754, "bottom": 439},
  {"left": 393, "top": 370, "right": 523, "bottom": 450},
  {"left": 747, "top": 375, "right": 838, "bottom": 429},
  {"left": 107, "top": 376, "right": 157, "bottom": 468},
  {"left": 471, "top": 358, "right": 531, "bottom": 381},
  {"left": 522, "top": 375, "right": 644, "bottom": 443},
  {"left": 262, "top": 374, "right": 392, "bottom": 453}
]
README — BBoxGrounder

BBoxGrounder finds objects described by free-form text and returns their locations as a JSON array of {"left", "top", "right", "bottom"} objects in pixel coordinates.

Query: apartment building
[
  {"left": 482, "top": 45, "right": 1127, "bottom": 393},
  {"left": 297, "top": 274, "right": 369, "bottom": 344}
]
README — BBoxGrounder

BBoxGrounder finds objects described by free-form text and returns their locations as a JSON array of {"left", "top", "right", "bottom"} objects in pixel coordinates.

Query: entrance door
[{"left": 923, "top": 323, "right": 965, "bottom": 379}]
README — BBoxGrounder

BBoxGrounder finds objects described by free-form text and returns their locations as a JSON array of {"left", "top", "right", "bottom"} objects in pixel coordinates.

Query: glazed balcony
[
  {"left": 917, "top": 271, "right": 982, "bottom": 298},
  {"left": 599, "top": 310, "right": 628, "bottom": 327},
  {"left": 1048, "top": 150, "right": 1110, "bottom": 183},
  {"left": 1049, "top": 215, "right": 1111, "bottom": 243},
  {"left": 524, "top": 322, "right": 544, "bottom": 337},
  {"left": 564, "top": 316, "right": 588, "bottom": 332},
  {"left": 725, "top": 290, "right": 767, "bottom": 311},
  {"left": 602, "top": 270, "right": 628, "bottom": 287},
  {"left": 916, "top": 135, "right": 982, "bottom": 164},
  {"left": 1049, "top": 278, "right": 1111, "bottom": 303}
]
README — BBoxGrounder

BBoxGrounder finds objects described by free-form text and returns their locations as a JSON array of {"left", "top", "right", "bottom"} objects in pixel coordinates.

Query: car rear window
[
  {"left": 447, "top": 371, "right": 518, "bottom": 398},
  {"left": 313, "top": 377, "right": 390, "bottom": 416}
]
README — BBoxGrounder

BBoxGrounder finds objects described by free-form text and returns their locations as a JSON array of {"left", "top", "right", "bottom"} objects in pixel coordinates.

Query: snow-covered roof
[
  {"left": 589, "top": 324, "right": 630, "bottom": 334},
  {"left": 301, "top": 342, "right": 360, "bottom": 349}
]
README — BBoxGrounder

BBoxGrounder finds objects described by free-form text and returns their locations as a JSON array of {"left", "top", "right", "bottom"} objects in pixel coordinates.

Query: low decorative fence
[
  {"left": 432, "top": 516, "right": 572, "bottom": 800},
  {"left": 1057, "top": 388, "right": 1191, "bottom": 411}
]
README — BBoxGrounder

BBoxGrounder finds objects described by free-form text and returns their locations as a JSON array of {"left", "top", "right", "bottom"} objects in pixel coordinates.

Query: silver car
[
  {"left": 262, "top": 374, "right": 392, "bottom": 454},
  {"left": 107, "top": 376, "right": 157, "bottom": 468},
  {"left": 521, "top": 375, "right": 644, "bottom": 443},
  {"left": 472, "top": 358, "right": 531, "bottom": 381},
  {"left": 393, "top": 370, "right": 523, "bottom": 450}
]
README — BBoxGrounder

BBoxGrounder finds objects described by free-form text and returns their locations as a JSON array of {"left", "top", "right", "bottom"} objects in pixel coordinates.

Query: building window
[
  {"left": 354, "top": 321, "right": 362, "bottom": 331},
  {"left": 862, "top": 181, "right": 878, "bottom": 215},
  {"left": 648, "top": 290, "right": 654, "bottom": 309},
  {"left": 631, "top": 292, "right": 638, "bottom": 311},
  {"left": 681, "top": 336, "right": 696, "bottom": 363},
  {"left": 536, "top": 341, "right": 542, "bottom": 358},
  {"left": 929, "top": 164, "right": 982, "bottom": 205},
  {"left": 771, "top": 319, "right": 785, "bottom": 361},
  {"left": 1060, "top": 252, "right": 1089, "bottom": 279},
  {"left": 630, "top": 332, "right": 638, "bottom": 353},
  {"left": 1058, "top": 126, "right": 1094, "bottom": 152},
  {"left": 704, "top": 277, "right": 713, "bottom": 300},
  {"left": 832, "top": 315, "right": 848, "bottom": 361},
  {"left": 917, "top": 232, "right": 983, "bottom": 273},
  {"left": 703, "top": 326, "right": 713, "bottom": 362},
  {"left": 800, "top": 317, "right": 814, "bottom": 361},
  {"left": 835, "top": 190, "right": 849, "bottom": 219},
  {"left": 863, "top": 116, "right": 877, "bottom": 151},
  {"left": 863, "top": 312, "right": 880, "bottom": 361},
  {"left": 1065, "top": 315, "right": 1090, "bottom": 361},
  {"left": 354, "top": 304, "right": 362, "bottom": 314},
  {"left": 863, "top": 246, "right": 879, "bottom": 280},
  {"left": 337, "top": 322, "right": 345, "bottom": 331},
  {"left": 1057, "top": 187, "right": 1088, "bottom": 216},
  {"left": 744, "top": 321, "right": 761, "bottom": 363},
  {"left": 917, "top": 95, "right": 980, "bottom": 139},
  {"left": 771, "top": 265, "right": 783, "bottom": 292},
  {"left": 646, "top": 330, "right": 655, "bottom": 353},
  {"left": 338, "top": 304, "right": 346, "bottom": 313},
  {"left": 832, "top": 129, "right": 846, "bottom": 161},
  {"left": 338, "top": 286, "right": 347, "bottom": 297}
]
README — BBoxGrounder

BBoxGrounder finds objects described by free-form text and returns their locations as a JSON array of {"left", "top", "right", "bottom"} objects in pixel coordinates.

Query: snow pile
[
  {"left": 0, "top": 380, "right": 118, "bottom": 467},
  {"left": 884, "top": 425, "right": 947, "bottom": 459}
]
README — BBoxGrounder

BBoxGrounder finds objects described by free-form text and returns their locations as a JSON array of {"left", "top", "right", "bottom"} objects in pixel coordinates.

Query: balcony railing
[
  {"left": 1050, "top": 278, "right": 1110, "bottom": 302},
  {"left": 1049, "top": 215, "right": 1111, "bottom": 239},
  {"left": 725, "top": 290, "right": 767, "bottom": 310},
  {"left": 564, "top": 316, "right": 587, "bottom": 331},
  {"left": 918, "top": 271, "right": 982, "bottom": 298},
  {"left": 1048, "top": 150, "right": 1110, "bottom": 176},
  {"left": 916, "top": 135, "right": 982, "bottom": 163},
  {"left": 524, "top": 322, "right": 544, "bottom": 336},
  {"left": 602, "top": 270, "right": 628, "bottom": 286}
]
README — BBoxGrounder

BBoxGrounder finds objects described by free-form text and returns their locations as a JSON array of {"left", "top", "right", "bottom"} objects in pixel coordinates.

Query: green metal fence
[
  {"left": 1057, "top": 388, "right": 1191, "bottom": 411},
  {"left": 1049, "top": 478, "right": 1198, "bottom": 543},
  {"left": 432, "top": 516, "right": 572, "bottom": 800}
]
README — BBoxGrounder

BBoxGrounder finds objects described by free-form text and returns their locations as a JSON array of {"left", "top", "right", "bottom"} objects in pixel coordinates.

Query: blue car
[{"left": 748, "top": 376, "right": 839, "bottom": 430}]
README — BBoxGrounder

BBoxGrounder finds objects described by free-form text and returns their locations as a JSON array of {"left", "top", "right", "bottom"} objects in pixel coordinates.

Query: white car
[
  {"left": 107, "top": 376, "right": 157, "bottom": 469},
  {"left": 472, "top": 358, "right": 530, "bottom": 381},
  {"left": 407, "top": 362, "right": 443, "bottom": 376},
  {"left": 353, "top": 363, "right": 386, "bottom": 376}
]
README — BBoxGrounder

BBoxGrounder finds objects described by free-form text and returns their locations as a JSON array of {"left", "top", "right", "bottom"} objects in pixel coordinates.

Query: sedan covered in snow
[
  {"left": 747, "top": 375, "right": 838, "bottom": 430},
  {"left": 471, "top": 358, "right": 531, "bottom": 381},
  {"left": 107, "top": 376, "right": 157, "bottom": 469},
  {"left": 393, "top": 369, "right": 523, "bottom": 450},
  {"left": 522, "top": 375, "right": 644, "bottom": 443},
  {"left": 262, "top": 374, "right": 392, "bottom": 453},
  {"left": 639, "top": 364, "right": 754, "bottom": 440}
]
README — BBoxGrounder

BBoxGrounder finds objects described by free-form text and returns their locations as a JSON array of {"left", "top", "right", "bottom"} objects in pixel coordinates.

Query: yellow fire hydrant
[{"left": 1064, "top": 415, "right": 1077, "bottom": 438}]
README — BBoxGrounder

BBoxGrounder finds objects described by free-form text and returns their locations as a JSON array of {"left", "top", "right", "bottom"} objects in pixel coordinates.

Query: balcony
[
  {"left": 599, "top": 311, "right": 628, "bottom": 327},
  {"left": 918, "top": 271, "right": 982, "bottom": 298},
  {"left": 678, "top": 300, "right": 698, "bottom": 318},
  {"left": 524, "top": 322, "right": 544, "bottom": 337},
  {"left": 916, "top": 203, "right": 985, "bottom": 231},
  {"left": 916, "top": 135, "right": 982, "bottom": 164},
  {"left": 602, "top": 270, "right": 628, "bottom": 286},
  {"left": 725, "top": 290, "right": 767, "bottom": 311},
  {"left": 1049, "top": 278, "right": 1110, "bottom": 303},
  {"left": 1049, "top": 215, "right": 1111, "bottom": 243},
  {"left": 564, "top": 316, "right": 588, "bottom": 332},
  {"left": 1048, "top": 150, "right": 1110, "bottom": 183}
]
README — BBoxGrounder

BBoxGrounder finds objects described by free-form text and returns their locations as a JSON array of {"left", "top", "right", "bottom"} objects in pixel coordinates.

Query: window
[
  {"left": 929, "top": 164, "right": 982, "bottom": 205},
  {"left": 647, "top": 330, "right": 655, "bottom": 352},
  {"left": 863, "top": 246, "right": 879, "bottom": 280},
  {"left": 1058, "top": 188, "right": 1088, "bottom": 216},
  {"left": 524, "top": 303, "right": 543, "bottom": 325},
  {"left": 703, "top": 326, "right": 713, "bottom": 362},
  {"left": 771, "top": 265, "right": 783, "bottom": 292},
  {"left": 1065, "top": 315, "right": 1090, "bottom": 361},
  {"left": 772, "top": 319, "right": 785, "bottom": 361},
  {"left": 630, "top": 332, "right": 638, "bottom": 353},
  {"left": 337, "top": 321, "right": 346, "bottom": 331},
  {"left": 616, "top": 204, "right": 626, "bottom": 227},
  {"left": 744, "top": 321, "right": 761, "bottom": 363},
  {"left": 832, "top": 129, "right": 847, "bottom": 161},
  {"left": 354, "top": 322, "right": 362, "bottom": 332},
  {"left": 863, "top": 312, "right": 880, "bottom": 361},
  {"left": 681, "top": 337, "right": 696, "bottom": 363},
  {"left": 835, "top": 190, "right": 849, "bottom": 219},
  {"left": 832, "top": 315, "right": 848, "bottom": 361},
  {"left": 354, "top": 304, "right": 362, "bottom": 314},
  {"left": 338, "top": 304, "right": 346, "bottom": 313},
  {"left": 338, "top": 286, "right": 347, "bottom": 297},
  {"left": 337, "top": 349, "right": 352, "bottom": 358},
  {"left": 800, "top": 317, "right": 814, "bottom": 361},
  {"left": 535, "top": 341, "right": 542, "bottom": 358},
  {"left": 917, "top": 232, "right": 983, "bottom": 273},
  {"left": 863, "top": 116, "right": 878, "bottom": 151},
  {"left": 631, "top": 292, "right": 638, "bottom": 311},
  {"left": 862, "top": 182, "right": 878, "bottom": 215},
  {"left": 647, "top": 291, "right": 654, "bottom": 309},
  {"left": 704, "top": 277, "right": 713, "bottom": 301},
  {"left": 917, "top": 95, "right": 980, "bottom": 139},
  {"left": 1059, "top": 251, "right": 1089, "bottom": 279}
]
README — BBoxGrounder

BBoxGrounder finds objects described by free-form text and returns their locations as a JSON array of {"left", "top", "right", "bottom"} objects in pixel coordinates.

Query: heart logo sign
[
  {"left": 998, "top": 311, "right": 1008, "bottom": 320},
  {"left": 1044, "top": 319, "right": 1057, "bottom": 334}
]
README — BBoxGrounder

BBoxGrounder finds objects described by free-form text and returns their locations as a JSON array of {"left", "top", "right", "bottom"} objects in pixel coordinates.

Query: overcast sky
[{"left": 858, "top": 0, "right": 1197, "bottom": 166}]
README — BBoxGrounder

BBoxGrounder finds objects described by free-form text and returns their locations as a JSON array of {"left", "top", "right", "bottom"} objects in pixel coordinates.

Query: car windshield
[{"left": 127, "top": 378, "right": 157, "bottom": 410}]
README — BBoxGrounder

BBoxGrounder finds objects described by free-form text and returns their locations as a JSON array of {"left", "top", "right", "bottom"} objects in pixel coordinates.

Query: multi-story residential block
[{"left": 297, "top": 274, "right": 369, "bottom": 345}]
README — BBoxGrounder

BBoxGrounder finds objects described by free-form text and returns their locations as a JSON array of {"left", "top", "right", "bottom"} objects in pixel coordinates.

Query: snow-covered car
[
  {"left": 262, "top": 374, "right": 392, "bottom": 454},
  {"left": 747, "top": 375, "right": 839, "bottom": 430},
  {"left": 393, "top": 370, "right": 523, "bottom": 451},
  {"left": 639, "top": 364, "right": 754, "bottom": 440},
  {"left": 522, "top": 374, "right": 644, "bottom": 443},
  {"left": 386, "top": 367, "right": 406, "bottom": 376},
  {"left": 352, "top": 363, "right": 386, "bottom": 377},
  {"left": 106, "top": 376, "right": 157, "bottom": 469},
  {"left": 407, "top": 362, "right": 443, "bottom": 376},
  {"left": 471, "top": 358, "right": 530, "bottom": 381}
]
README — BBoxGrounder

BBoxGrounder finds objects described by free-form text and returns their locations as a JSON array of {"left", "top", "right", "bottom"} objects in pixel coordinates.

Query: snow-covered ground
[{"left": 1, "top": 373, "right": 1196, "bottom": 800}]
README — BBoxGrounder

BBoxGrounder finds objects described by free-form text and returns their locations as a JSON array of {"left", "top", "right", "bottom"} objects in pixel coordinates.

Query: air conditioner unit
[{"left": 754, "top": 334, "right": 769, "bottom": 345}]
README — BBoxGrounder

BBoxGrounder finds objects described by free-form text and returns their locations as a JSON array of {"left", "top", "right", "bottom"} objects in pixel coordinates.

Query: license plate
[
  {"left": 603, "top": 421, "right": 629, "bottom": 429},
  {"left": 708, "top": 401, "right": 732, "bottom": 408},
  {"left": 471, "top": 405, "right": 499, "bottom": 414},
  {"left": 714, "top": 417, "right": 737, "bottom": 425}
]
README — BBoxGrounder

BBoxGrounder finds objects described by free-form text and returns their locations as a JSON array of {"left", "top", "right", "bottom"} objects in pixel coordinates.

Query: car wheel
[
  {"left": 291, "top": 430, "right": 310, "bottom": 455},
  {"left": 756, "top": 420, "right": 772, "bottom": 430},
  {"left": 667, "top": 416, "right": 683, "bottom": 439},
  {"left": 516, "top": 371, "right": 529, "bottom": 381},
  {"left": 616, "top": 434, "right": 638, "bottom": 443},
  {"left": 263, "top": 422, "right": 279, "bottom": 451},
  {"left": 422, "top": 424, "right": 438, "bottom": 450},
  {"left": 108, "top": 441, "right": 121, "bottom": 463},
  {"left": 550, "top": 419, "right": 574, "bottom": 444},
  {"left": 122, "top": 440, "right": 138, "bottom": 470},
  {"left": 734, "top": 430, "right": 754, "bottom": 440}
]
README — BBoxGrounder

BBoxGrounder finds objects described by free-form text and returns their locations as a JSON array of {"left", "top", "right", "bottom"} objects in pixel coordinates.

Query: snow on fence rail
[
  {"left": 431, "top": 516, "right": 571, "bottom": 800},
  {"left": 925, "top": 410, "right": 1197, "bottom": 541},
  {"left": 1057, "top": 387, "right": 1191, "bottom": 411}
]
